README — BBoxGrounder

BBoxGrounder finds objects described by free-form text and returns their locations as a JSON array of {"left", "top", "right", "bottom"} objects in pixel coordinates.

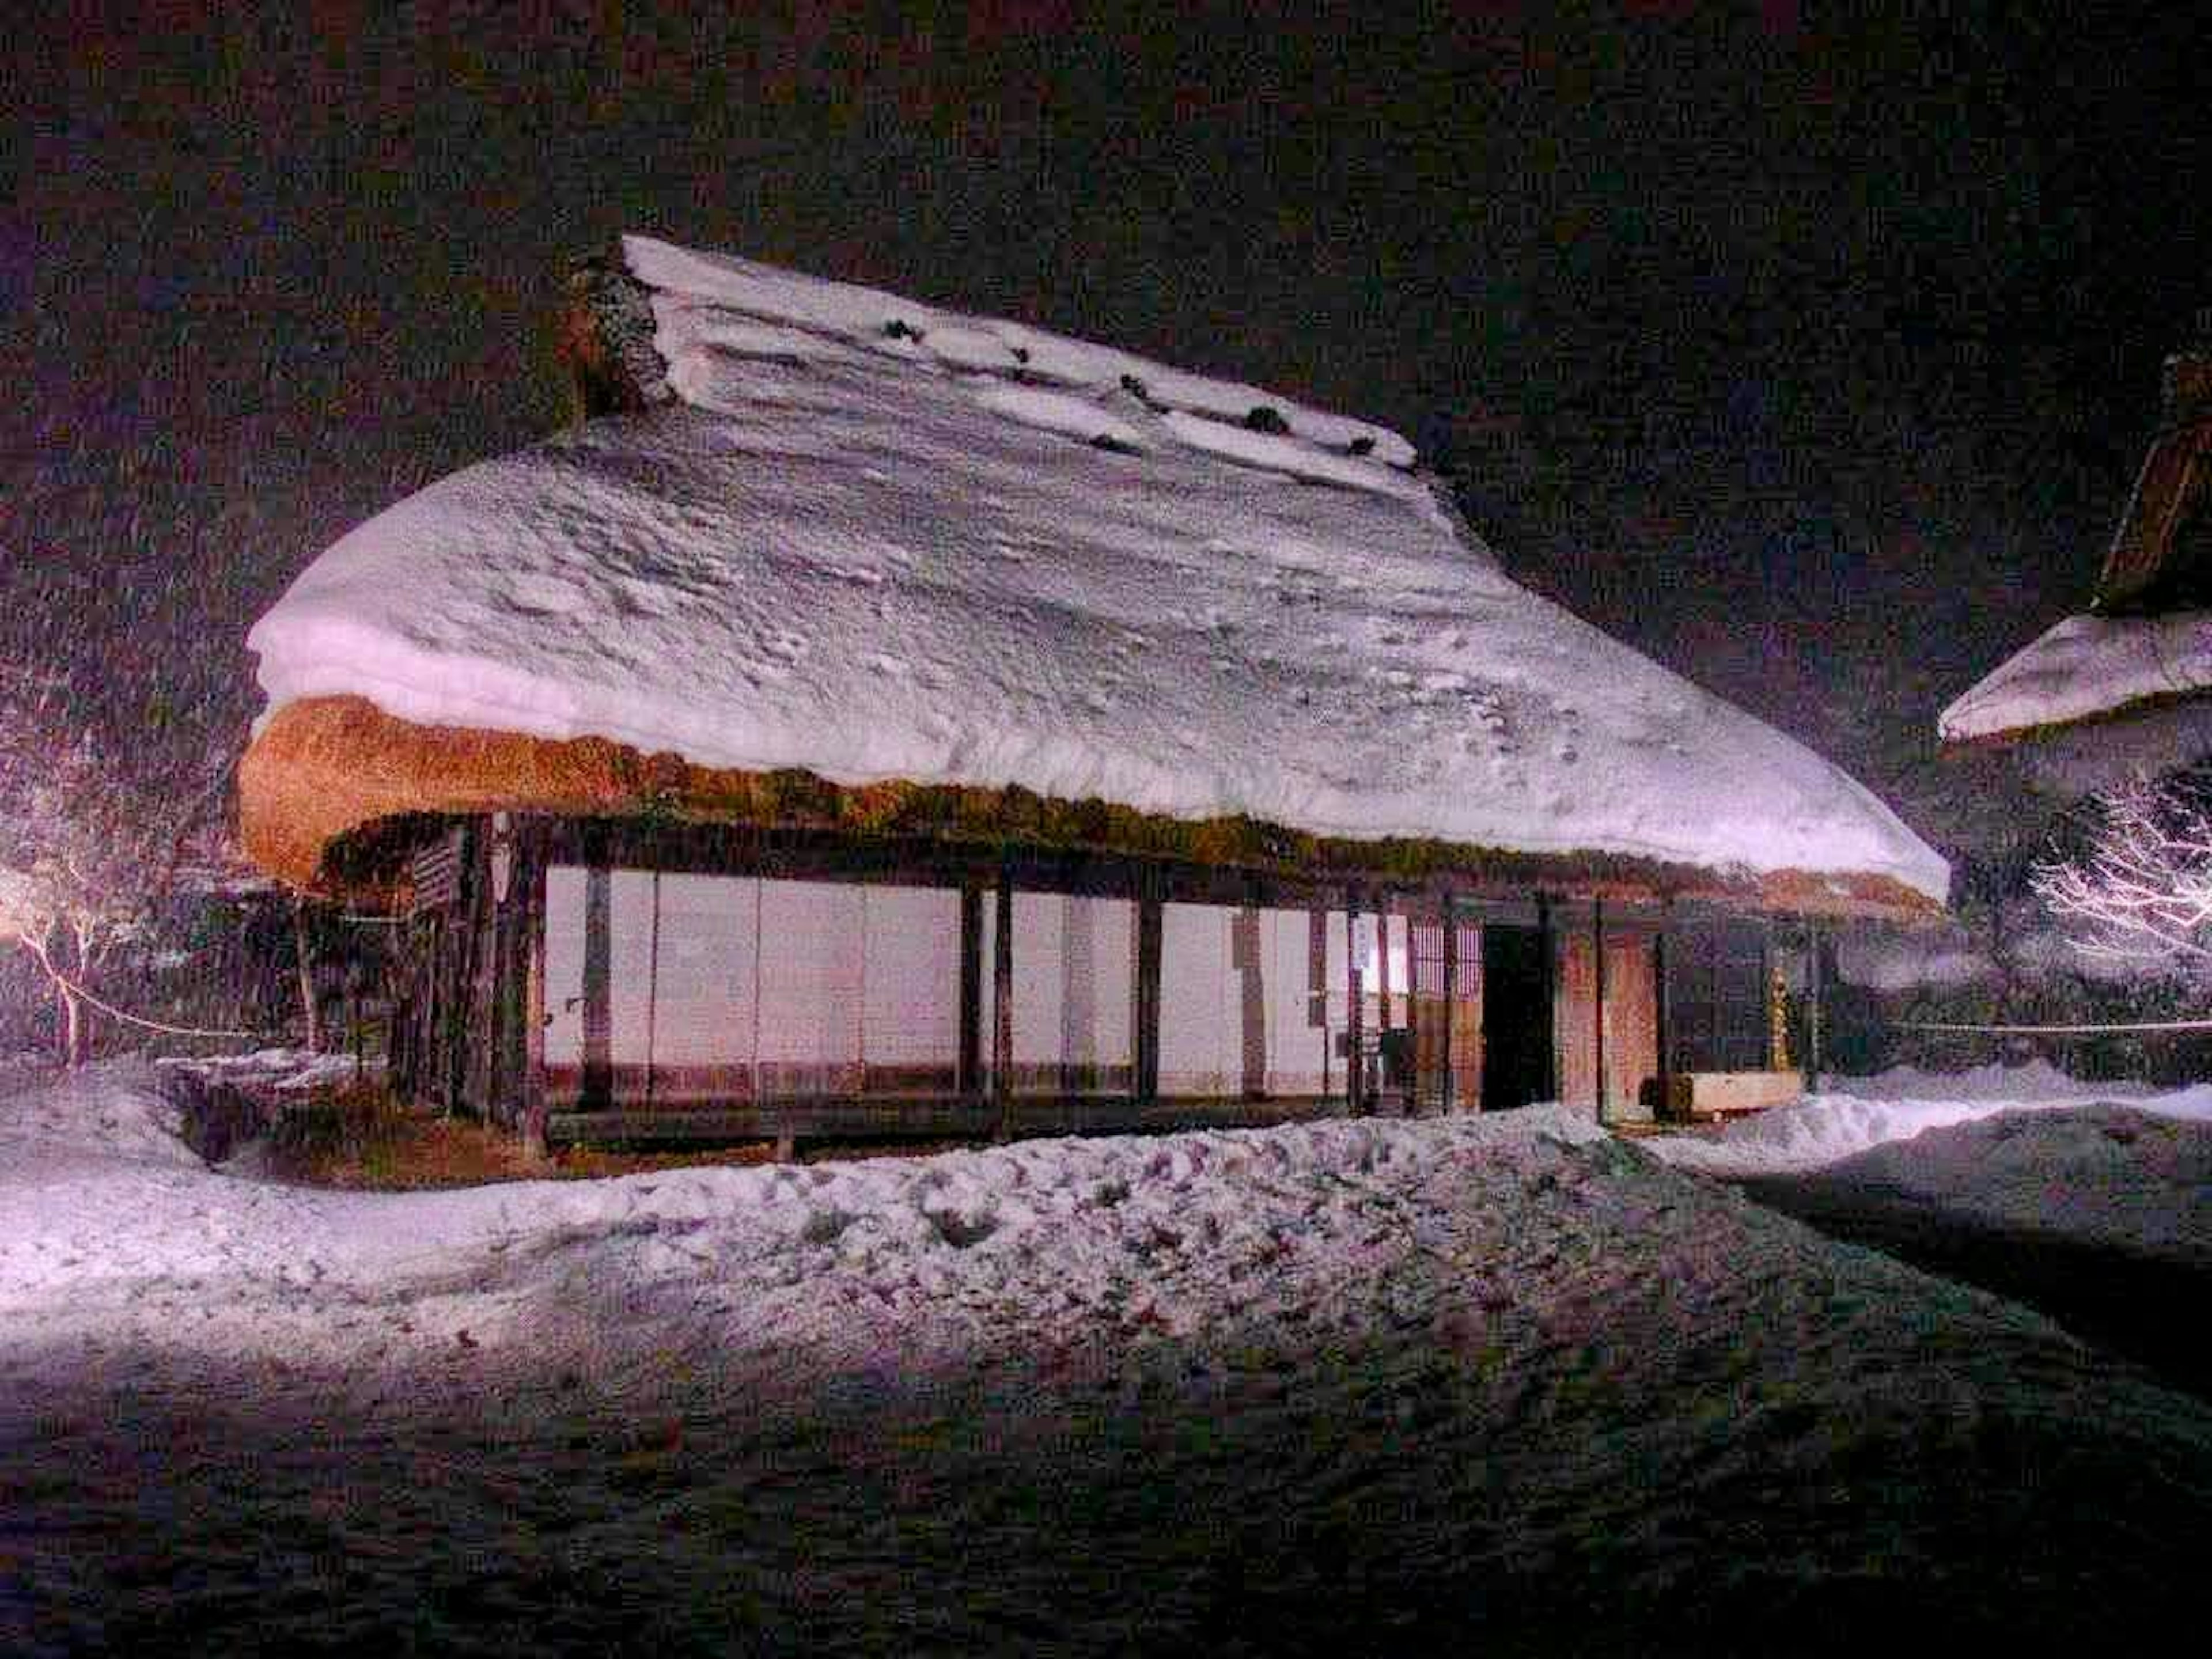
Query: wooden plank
[
  {"left": 1603, "top": 926, "right": 1660, "bottom": 1124},
  {"left": 547, "top": 1091, "right": 1355, "bottom": 1147}
]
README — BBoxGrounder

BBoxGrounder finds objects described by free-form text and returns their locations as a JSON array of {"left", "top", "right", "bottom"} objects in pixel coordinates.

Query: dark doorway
[{"left": 1482, "top": 923, "right": 1551, "bottom": 1111}]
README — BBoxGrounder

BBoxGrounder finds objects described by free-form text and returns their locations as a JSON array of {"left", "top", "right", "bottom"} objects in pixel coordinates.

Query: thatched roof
[
  {"left": 240, "top": 695, "right": 1940, "bottom": 920},
  {"left": 240, "top": 234, "right": 1947, "bottom": 914},
  {"left": 1944, "top": 323, "right": 2212, "bottom": 746}
]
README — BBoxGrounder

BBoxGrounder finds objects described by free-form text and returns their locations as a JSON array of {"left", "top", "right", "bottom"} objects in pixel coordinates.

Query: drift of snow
[
  {"left": 246, "top": 233, "right": 1946, "bottom": 901},
  {"left": 1939, "top": 607, "right": 2212, "bottom": 740},
  {"left": 7, "top": 1061, "right": 2212, "bottom": 1652},
  {"left": 1649, "top": 1059, "right": 2212, "bottom": 1179}
]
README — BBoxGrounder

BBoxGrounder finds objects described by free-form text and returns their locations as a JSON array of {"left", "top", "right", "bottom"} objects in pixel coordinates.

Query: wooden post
[
  {"left": 1593, "top": 896, "right": 1608, "bottom": 1125},
  {"left": 581, "top": 859, "right": 612, "bottom": 1113},
  {"left": 1654, "top": 901, "right": 1673, "bottom": 1122},
  {"left": 1346, "top": 889, "right": 1366, "bottom": 1115},
  {"left": 1374, "top": 897, "right": 1395, "bottom": 1111},
  {"left": 521, "top": 851, "right": 550, "bottom": 1159},
  {"left": 1234, "top": 902, "right": 1267, "bottom": 1099},
  {"left": 1440, "top": 893, "right": 1457, "bottom": 1114},
  {"left": 1536, "top": 894, "right": 1558, "bottom": 1102},
  {"left": 1806, "top": 920, "right": 1824, "bottom": 1093},
  {"left": 1134, "top": 876, "right": 1164, "bottom": 1103},
  {"left": 292, "top": 898, "right": 323, "bottom": 1054},
  {"left": 957, "top": 885, "right": 983, "bottom": 1097},
  {"left": 993, "top": 866, "right": 1014, "bottom": 1139}
]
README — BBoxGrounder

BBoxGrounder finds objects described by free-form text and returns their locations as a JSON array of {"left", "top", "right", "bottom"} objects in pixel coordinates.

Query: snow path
[{"left": 6, "top": 1063, "right": 2212, "bottom": 1653}]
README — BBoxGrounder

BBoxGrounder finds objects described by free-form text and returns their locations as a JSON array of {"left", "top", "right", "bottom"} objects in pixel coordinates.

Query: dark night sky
[{"left": 5, "top": 3, "right": 2207, "bottom": 860}]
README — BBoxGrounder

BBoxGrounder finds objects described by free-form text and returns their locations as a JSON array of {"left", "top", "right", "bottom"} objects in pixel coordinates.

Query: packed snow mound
[
  {"left": 1650, "top": 1062, "right": 2212, "bottom": 1178},
  {"left": 0, "top": 1059, "right": 203, "bottom": 1171},
  {"left": 1940, "top": 607, "right": 2212, "bottom": 740},
  {"left": 248, "top": 234, "right": 1946, "bottom": 900},
  {"left": 0, "top": 1094, "right": 1605, "bottom": 1333},
  {"left": 1808, "top": 1103, "right": 2212, "bottom": 1267}
]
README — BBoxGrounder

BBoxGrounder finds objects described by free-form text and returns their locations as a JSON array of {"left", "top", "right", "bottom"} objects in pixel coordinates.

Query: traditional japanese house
[
  {"left": 240, "top": 235, "right": 1948, "bottom": 1149},
  {"left": 1942, "top": 315, "right": 2212, "bottom": 789}
]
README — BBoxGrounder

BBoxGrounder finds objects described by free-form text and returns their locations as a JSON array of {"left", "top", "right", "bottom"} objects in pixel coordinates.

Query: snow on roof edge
[{"left": 1939, "top": 608, "right": 2212, "bottom": 742}]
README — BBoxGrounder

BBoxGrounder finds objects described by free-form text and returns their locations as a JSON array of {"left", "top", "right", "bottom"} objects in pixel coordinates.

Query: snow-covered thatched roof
[
  {"left": 1944, "top": 327, "right": 2212, "bottom": 747},
  {"left": 241, "top": 234, "right": 1945, "bottom": 909},
  {"left": 1938, "top": 608, "right": 2212, "bottom": 743}
]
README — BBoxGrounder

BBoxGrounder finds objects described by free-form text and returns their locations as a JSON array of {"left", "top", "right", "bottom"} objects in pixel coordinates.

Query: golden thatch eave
[{"left": 240, "top": 695, "right": 1942, "bottom": 923}]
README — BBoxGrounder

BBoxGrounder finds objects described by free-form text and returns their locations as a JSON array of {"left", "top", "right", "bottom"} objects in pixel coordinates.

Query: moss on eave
[{"left": 241, "top": 695, "right": 1941, "bottom": 923}]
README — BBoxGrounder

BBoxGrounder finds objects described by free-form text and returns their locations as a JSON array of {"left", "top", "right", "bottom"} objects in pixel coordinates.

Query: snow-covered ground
[{"left": 6, "top": 1060, "right": 2212, "bottom": 1654}]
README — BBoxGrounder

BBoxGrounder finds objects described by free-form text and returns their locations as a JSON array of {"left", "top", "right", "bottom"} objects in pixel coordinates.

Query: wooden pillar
[
  {"left": 1806, "top": 920, "right": 1825, "bottom": 1093},
  {"left": 1536, "top": 894, "right": 1558, "bottom": 1102},
  {"left": 521, "top": 847, "right": 550, "bottom": 1158},
  {"left": 1654, "top": 901, "right": 1673, "bottom": 1122},
  {"left": 1440, "top": 893, "right": 1457, "bottom": 1113},
  {"left": 993, "top": 867, "right": 1014, "bottom": 1138},
  {"left": 1134, "top": 876, "right": 1164, "bottom": 1102},
  {"left": 957, "top": 885, "right": 983, "bottom": 1097},
  {"left": 1374, "top": 896, "right": 1395, "bottom": 1108},
  {"left": 1234, "top": 902, "right": 1267, "bottom": 1099},
  {"left": 1593, "top": 896, "right": 1608, "bottom": 1125},
  {"left": 1761, "top": 916, "right": 1777, "bottom": 1070},
  {"left": 579, "top": 857, "right": 612, "bottom": 1113},
  {"left": 1346, "top": 889, "right": 1367, "bottom": 1115},
  {"left": 642, "top": 869, "right": 662, "bottom": 1111}
]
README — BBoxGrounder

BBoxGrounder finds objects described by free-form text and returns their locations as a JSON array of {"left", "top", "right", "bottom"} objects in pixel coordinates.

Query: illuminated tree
[
  {"left": 2030, "top": 774, "right": 2212, "bottom": 992},
  {"left": 0, "top": 666, "right": 229, "bottom": 1063}
]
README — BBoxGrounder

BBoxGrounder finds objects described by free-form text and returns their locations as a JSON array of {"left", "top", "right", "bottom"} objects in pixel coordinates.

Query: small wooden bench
[{"left": 1665, "top": 1070, "right": 1804, "bottom": 1124}]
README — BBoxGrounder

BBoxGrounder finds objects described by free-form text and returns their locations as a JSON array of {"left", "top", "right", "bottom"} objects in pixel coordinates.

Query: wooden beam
[
  {"left": 993, "top": 867, "right": 1014, "bottom": 1138},
  {"left": 1134, "top": 876, "right": 1164, "bottom": 1103},
  {"left": 547, "top": 1092, "right": 1355, "bottom": 1149},
  {"left": 957, "top": 885, "right": 983, "bottom": 1097}
]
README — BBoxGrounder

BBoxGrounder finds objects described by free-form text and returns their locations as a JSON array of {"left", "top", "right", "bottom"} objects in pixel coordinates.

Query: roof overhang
[{"left": 241, "top": 695, "right": 1944, "bottom": 923}]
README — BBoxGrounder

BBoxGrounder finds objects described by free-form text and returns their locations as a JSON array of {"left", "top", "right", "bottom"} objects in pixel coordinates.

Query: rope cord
[
  {"left": 32, "top": 962, "right": 276, "bottom": 1042},
  {"left": 1893, "top": 1017, "right": 2212, "bottom": 1036}
]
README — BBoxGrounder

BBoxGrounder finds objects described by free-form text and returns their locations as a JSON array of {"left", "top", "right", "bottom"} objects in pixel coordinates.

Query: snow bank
[
  {"left": 10, "top": 1063, "right": 2212, "bottom": 1653},
  {"left": 1650, "top": 1060, "right": 2212, "bottom": 1179},
  {"left": 1802, "top": 1102, "right": 2212, "bottom": 1267},
  {"left": 247, "top": 234, "right": 1946, "bottom": 900},
  {"left": 0, "top": 1059, "right": 203, "bottom": 1171},
  {"left": 1940, "top": 607, "right": 2212, "bottom": 740}
]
